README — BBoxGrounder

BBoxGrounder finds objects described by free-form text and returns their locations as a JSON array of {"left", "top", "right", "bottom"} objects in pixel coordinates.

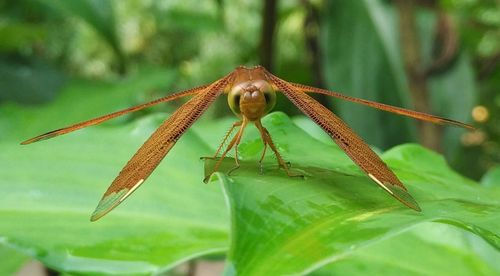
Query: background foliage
[{"left": 0, "top": 0, "right": 499, "bottom": 275}]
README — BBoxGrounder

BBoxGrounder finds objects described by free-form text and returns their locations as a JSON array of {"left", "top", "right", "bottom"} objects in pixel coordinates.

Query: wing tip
[
  {"left": 90, "top": 212, "right": 104, "bottom": 222},
  {"left": 89, "top": 189, "right": 129, "bottom": 222},
  {"left": 20, "top": 140, "right": 31, "bottom": 145},
  {"left": 20, "top": 137, "right": 42, "bottom": 145},
  {"left": 445, "top": 119, "right": 474, "bottom": 130},
  {"left": 387, "top": 183, "right": 421, "bottom": 212},
  {"left": 21, "top": 131, "right": 61, "bottom": 145},
  {"left": 463, "top": 124, "right": 475, "bottom": 131},
  {"left": 367, "top": 174, "right": 421, "bottom": 212}
]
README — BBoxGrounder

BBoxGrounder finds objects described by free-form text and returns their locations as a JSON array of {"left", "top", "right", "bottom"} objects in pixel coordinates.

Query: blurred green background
[
  {"left": 0, "top": 0, "right": 499, "bottom": 275},
  {"left": 1, "top": 0, "right": 499, "bottom": 179}
]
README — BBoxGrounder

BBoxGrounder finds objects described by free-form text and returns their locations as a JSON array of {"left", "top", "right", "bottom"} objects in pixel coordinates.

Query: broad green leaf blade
[
  {"left": 482, "top": 166, "right": 500, "bottom": 188},
  {"left": 428, "top": 54, "right": 475, "bottom": 158},
  {"left": 0, "top": 67, "right": 176, "bottom": 141},
  {"left": 416, "top": 10, "right": 476, "bottom": 159},
  {"left": 321, "top": 0, "right": 414, "bottom": 148},
  {"left": 0, "top": 245, "right": 30, "bottom": 275},
  {"left": 312, "top": 222, "right": 500, "bottom": 275},
  {"left": 0, "top": 115, "right": 228, "bottom": 275},
  {"left": 209, "top": 112, "right": 499, "bottom": 276},
  {"left": 320, "top": 0, "right": 475, "bottom": 155},
  {"left": 292, "top": 116, "right": 332, "bottom": 145}
]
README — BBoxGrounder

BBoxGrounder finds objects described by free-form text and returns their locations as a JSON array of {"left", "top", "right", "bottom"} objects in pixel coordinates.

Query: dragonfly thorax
[{"left": 227, "top": 80, "right": 276, "bottom": 121}]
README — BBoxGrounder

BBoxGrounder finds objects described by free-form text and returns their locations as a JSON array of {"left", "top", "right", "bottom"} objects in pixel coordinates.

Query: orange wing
[
  {"left": 21, "top": 84, "right": 209, "bottom": 145},
  {"left": 269, "top": 74, "right": 421, "bottom": 211},
  {"left": 90, "top": 77, "right": 230, "bottom": 221},
  {"left": 290, "top": 82, "right": 473, "bottom": 130}
]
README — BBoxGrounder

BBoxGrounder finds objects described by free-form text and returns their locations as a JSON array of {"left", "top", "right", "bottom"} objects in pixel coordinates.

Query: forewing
[
  {"left": 90, "top": 78, "right": 229, "bottom": 221},
  {"left": 291, "top": 82, "right": 473, "bottom": 130},
  {"left": 270, "top": 75, "right": 420, "bottom": 211},
  {"left": 21, "top": 84, "right": 209, "bottom": 145}
]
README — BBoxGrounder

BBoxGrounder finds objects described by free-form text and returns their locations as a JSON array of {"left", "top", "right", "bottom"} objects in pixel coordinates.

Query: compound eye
[
  {"left": 228, "top": 87, "right": 242, "bottom": 116},
  {"left": 263, "top": 88, "right": 276, "bottom": 114}
]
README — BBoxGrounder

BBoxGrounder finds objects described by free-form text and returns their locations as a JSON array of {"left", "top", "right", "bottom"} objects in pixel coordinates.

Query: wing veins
[
  {"left": 269, "top": 74, "right": 421, "bottom": 211},
  {"left": 290, "top": 82, "right": 473, "bottom": 130},
  {"left": 21, "top": 84, "right": 210, "bottom": 145},
  {"left": 90, "top": 77, "right": 230, "bottom": 221}
]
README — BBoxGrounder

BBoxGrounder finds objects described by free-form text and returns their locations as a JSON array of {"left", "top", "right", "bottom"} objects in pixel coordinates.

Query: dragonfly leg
[
  {"left": 227, "top": 126, "right": 246, "bottom": 176},
  {"left": 254, "top": 120, "right": 303, "bottom": 178},
  {"left": 204, "top": 119, "right": 248, "bottom": 181},
  {"left": 212, "top": 121, "right": 243, "bottom": 159},
  {"left": 258, "top": 140, "right": 268, "bottom": 174}
]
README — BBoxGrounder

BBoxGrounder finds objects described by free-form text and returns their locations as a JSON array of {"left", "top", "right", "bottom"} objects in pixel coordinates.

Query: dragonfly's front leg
[
  {"left": 227, "top": 124, "right": 246, "bottom": 176},
  {"left": 203, "top": 119, "right": 248, "bottom": 182},
  {"left": 254, "top": 120, "right": 303, "bottom": 178},
  {"left": 211, "top": 121, "right": 242, "bottom": 159},
  {"left": 258, "top": 137, "right": 268, "bottom": 174}
]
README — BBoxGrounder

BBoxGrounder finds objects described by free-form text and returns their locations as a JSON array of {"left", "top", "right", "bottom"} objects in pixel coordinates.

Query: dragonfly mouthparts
[{"left": 243, "top": 84, "right": 258, "bottom": 92}]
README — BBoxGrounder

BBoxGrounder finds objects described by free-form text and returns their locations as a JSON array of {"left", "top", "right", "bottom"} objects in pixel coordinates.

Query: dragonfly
[{"left": 21, "top": 65, "right": 473, "bottom": 221}]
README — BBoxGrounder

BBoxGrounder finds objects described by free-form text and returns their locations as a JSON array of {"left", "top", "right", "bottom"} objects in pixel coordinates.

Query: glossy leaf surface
[
  {"left": 0, "top": 246, "right": 30, "bottom": 275},
  {"left": 2, "top": 102, "right": 498, "bottom": 275},
  {"left": 0, "top": 115, "right": 228, "bottom": 275},
  {"left": 481, "top": 166, "right": 500, "bottom": 188},
  {"left": 312, "top": 222, "right": 500, "bottom": 275},
  {"left": 207, "top": 113, "right": 500, "bottom": 275}
]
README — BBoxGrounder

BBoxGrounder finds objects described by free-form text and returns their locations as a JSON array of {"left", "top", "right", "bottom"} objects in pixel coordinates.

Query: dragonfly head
[{"left": 228, "top": 80, "right": 276, "bottom": 121}]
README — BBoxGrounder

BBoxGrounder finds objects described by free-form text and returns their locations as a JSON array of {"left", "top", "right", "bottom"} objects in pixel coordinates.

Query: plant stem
[
  {"left": 301, "top": 0, "right": 330, "bottom": 108},
  {"left": 260, "top": 0, "right": 278, "bottom": 71}
]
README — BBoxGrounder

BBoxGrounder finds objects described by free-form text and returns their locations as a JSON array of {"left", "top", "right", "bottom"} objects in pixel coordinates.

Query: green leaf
[
  {"left": 312, "top": 222, "right": 500, "bottom": 275},
  {"left": 156, "top": 9, "right": 223, "bottom": 32},
  {"left": 320, "top": 0, "right": 476, "bottom": 156},
  {"left": 38, "top": 0, "right": 125, "bottom": 71},
  {"left": 207, "top": 112, "right": 499, "bottom": 275},
  {"left": 482, "top": 166, "right": 500, "bottom": 188},
  {"left": 417, "top": 10, "right": 476, "bottom": 159},
  {"left": 2, "top": 83, "right": 497, "bottom": 275},
  {"left": 428, "top": 53, "right": 476, "bottom": 158},
  {"left": 321, "top": 0, "right": 414, "bottom": 148},
  {"left": 0, "top": 66, "right": 176, "bottom": 141},
  {"left": 0, "top": 22, "right": 46, "bottom": 52},
  {"left": 0, "top": 60, "right": 65, "bottom": 105},
  {"left": 0, "top": 245, "right": 30, "bottom": 275},
  {"left": 0, "top": 115, "right": 228, "bottom": 274}
]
